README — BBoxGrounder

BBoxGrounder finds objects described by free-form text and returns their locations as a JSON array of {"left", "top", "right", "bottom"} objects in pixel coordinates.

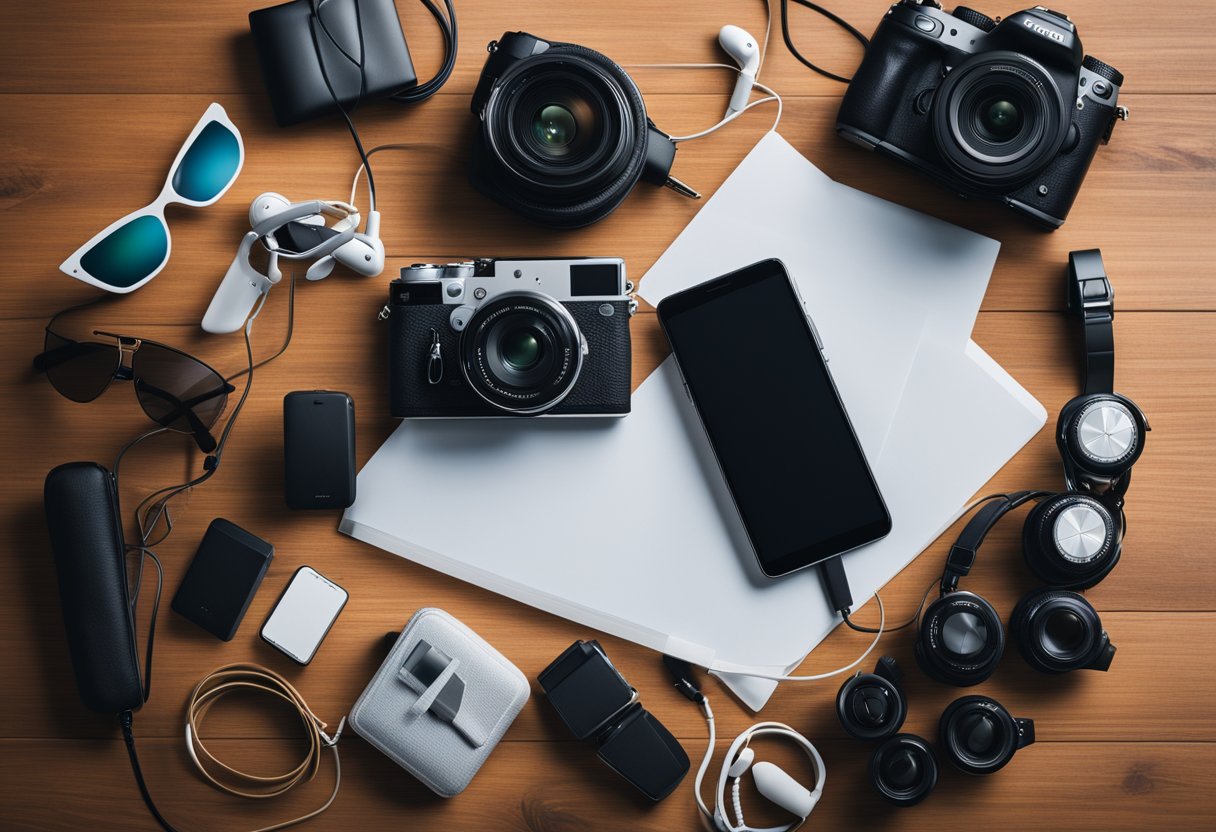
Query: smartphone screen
[
  {"left": 657, "top": 259, "right": 891, "bottom": 577},
  {"left": 261, "top": 567, "right": 348, "bottom": 664}
]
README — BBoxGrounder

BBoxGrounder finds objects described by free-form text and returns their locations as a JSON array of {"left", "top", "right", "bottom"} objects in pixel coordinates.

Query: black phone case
[
  {"left": 171, "top": 519, "right": 273, "bottom": 641},
  {"left": 284, "top": 391, "right": 356, "bottom": 509}
]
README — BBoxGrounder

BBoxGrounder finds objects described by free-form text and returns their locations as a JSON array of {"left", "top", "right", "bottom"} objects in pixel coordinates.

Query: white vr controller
[{"left": 202, "top": 192, "right": 385, "bottom": 334}]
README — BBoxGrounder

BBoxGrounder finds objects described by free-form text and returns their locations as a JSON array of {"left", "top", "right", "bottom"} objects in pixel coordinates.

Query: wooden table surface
[{"left": 2, "top": 1, "right": 1213, "bottom": 829}]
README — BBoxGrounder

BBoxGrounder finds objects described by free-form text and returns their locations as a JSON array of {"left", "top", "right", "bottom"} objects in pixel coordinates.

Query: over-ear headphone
[
  {"left": 710, "top": 722, "right": 825, "bottom": 832},
  {"left": 915, "top": 489, "right": 1120, "bottom": 683},
  {"left": 1021, "top": 249, "right": 1148, "bottom": 588}
]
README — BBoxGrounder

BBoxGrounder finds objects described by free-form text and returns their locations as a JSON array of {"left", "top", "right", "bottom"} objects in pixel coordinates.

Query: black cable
[
  {"left": 843, "top": 579, "right": 936, "bottom": 634},
  {"left": 391, "top": 0, "right": 458, "bottom": 103},
  {"left": 780, "top": 0, "right": 869, "bottom": 84},
  {"left": 121, "top": 711, "right": 181, "bottom": 832}
]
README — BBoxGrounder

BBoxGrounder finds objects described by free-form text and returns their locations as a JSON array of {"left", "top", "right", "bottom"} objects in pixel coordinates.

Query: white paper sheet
[{"left": 341, "top": 132, "right": 1046, "bottom": 711}]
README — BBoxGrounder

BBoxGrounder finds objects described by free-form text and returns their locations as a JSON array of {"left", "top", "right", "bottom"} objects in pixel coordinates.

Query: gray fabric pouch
[{"left": 349, "top": 607, "right": 530, "bottom": 797}]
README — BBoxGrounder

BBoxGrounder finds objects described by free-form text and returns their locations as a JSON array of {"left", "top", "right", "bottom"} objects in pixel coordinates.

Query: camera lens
[
  {"left": 932, "top": 51, "right": 1068, "bottom": 188},
  {"left": 461, "top": 293, "right": 585, "bottom": 415},
  {"left": 940, "top": 696, "right": 1031, "bottom": 775},
  {"left": 980, "top": 98, "right": 1021, "bottom": 140},
  {"left": 500, "top": 328, "right": 543, "bottom": 371},
  {"left": 474, "top": 40, "right": 653, "bottom": 228},
  {"left": 1042, "top": 608, "right": 1086, "bottom": 657},
  {"left": 533, "top": 104, "right": 578, "bottom": 149},
  {"left": 870, "top": 734, "right": 938, "bottom": 806},
  {"left": 488, "top": 56, "right": 633, "bottom": 193}
]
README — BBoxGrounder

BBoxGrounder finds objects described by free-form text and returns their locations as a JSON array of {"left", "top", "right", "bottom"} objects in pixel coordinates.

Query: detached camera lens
[
  {"left": 533, "top": 104, "right": 577, "bottom": 148},
  {"left": 870, "top": 734, "right": 938, "bottom": 806},
  {"left": 939, "top": 695, "right": 1033, "bottom": 775}
]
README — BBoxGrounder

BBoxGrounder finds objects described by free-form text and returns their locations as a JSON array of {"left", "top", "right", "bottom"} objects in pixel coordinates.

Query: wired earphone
[{"left": 666, "top": 658, "right": 825, "bottom": 832}]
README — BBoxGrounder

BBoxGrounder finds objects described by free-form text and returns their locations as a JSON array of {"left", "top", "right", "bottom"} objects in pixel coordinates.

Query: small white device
[
  {"left": 719, "top": 24, "right": 760, "bottom": 117},
  {"left": 202, "top": 192, "right": 385, "bottom": 334},
  {"left": 260, "top": 566, "right": 349, "bottom": 665}
]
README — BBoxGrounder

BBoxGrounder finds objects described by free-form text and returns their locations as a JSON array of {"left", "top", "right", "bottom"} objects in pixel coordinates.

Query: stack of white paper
[{"left": 341, "top": 133, "right": 1046, "bottom": 710}]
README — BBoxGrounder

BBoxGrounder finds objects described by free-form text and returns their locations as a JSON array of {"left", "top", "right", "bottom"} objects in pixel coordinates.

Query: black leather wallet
[
  {"left": 43, "top": 462, "right": 144, "bottom": 714},
  {"left": 539, "top": 640, "right": 689, "bottom": 801},
  {"left": 249, "top": 0, "right": 417, "bottom": 126}
]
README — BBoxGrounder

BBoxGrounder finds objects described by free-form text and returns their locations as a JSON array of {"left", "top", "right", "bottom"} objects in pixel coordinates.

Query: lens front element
[{"left": 461, "top": 293, "right": 585, "bottom": 415}]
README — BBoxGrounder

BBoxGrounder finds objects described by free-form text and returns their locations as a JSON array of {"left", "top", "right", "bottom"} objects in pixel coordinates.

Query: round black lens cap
[
  {"left": 870, "top": 734, "right": 938, "bottom": 807},
  {"left": 959, "top": 712, "right": 998, "bottom": 756}
]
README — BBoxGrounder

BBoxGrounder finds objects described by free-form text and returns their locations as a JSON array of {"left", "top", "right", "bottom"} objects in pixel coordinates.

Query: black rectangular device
[
  {"left": 171, "top": 518, "right": 274, "bottom": 641},
  {"left": 284, "top": 391, "right": 356, "bottom": 510},
  {"left": 657, "top": 259, "right": 891, "bottom": 577}
]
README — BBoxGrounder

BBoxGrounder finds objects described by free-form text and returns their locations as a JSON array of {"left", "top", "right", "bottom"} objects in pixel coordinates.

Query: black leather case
[
  {"left": 43, "top": 462, "right": 143, "bottom": 714},
  {"left": 249, "top": 0, "right": 417, "bottom": 126}
]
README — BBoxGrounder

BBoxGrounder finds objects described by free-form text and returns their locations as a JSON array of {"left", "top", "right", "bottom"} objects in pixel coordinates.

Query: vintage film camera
[{"left": 386, "top": 258, "right": 635, "bottom": 417}]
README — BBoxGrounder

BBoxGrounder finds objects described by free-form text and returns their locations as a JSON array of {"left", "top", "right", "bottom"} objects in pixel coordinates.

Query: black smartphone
[
  {"left": 283, "top": 391, "right": 356, "bottom": 509},
  {"left": 657, "top": 259, "right": 891, "bottom": 577}
]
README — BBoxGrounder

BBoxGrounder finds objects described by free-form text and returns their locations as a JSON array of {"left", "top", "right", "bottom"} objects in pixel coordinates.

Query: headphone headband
[
  {"left": 1067, "top": 249, "right": 1115, "bottom": 396},
  {"left": 942, "top": 492, "right": 1038, "bottom": 593}
]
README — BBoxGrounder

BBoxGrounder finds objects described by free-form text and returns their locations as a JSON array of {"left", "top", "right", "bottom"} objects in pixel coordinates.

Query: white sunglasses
[{"left": 59, "top": 102, "right": 245, "bottom": 293}]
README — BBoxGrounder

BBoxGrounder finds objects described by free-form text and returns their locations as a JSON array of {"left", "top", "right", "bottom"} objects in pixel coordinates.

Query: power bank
[
  {"left": 171, "top": 519, "right": 274, "bottom": 641},
  {"left": 284, "top": 391, "right": 356, "bottom": 509}
]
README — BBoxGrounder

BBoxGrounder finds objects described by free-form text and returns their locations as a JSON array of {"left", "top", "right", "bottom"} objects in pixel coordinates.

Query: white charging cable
[{"left": 626, "top": 0, "right": 783, "bottom": 142}]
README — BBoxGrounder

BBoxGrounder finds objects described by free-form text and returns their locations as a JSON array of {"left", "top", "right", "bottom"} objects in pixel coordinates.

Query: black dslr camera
[
  {"left": 837, "top": 3, "right": 1127, "bottom": 228},
  {"left": 386, "top": 258, "right": 635, "bottom": 418},
  {"left": 468, "top": 32, "right": 697, "bottom": 229}
]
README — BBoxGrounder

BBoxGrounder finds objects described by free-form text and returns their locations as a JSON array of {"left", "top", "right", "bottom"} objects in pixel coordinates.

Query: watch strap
[{"left": 1067, "top": 249, "right": 1115, "bottom": 395}]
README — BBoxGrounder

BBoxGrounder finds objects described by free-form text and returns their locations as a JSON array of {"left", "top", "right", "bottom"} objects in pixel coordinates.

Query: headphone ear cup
[
  {"left": 915, "top": 592, "right": 1004, "bottom": 686},
  {"left": 1058, "top": 393, "right": 1145, "bottom": 481},
  {"left": 1023, "top": 494, "right": 1120, "bottom": 589}
]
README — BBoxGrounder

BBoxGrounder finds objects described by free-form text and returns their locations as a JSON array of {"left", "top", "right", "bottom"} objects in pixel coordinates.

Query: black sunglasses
[{"left": 34, "top": 322, "right": 235, "bottom": 453}]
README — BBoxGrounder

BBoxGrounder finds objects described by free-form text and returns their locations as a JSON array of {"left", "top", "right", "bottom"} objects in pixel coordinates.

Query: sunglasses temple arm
[{"left": 135, "top": 381, "right": 228, "bottom": 452}]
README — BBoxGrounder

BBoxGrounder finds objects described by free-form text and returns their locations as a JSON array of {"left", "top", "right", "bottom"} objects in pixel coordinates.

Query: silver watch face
[
  {"left": 1074, "top": 400, "right": 1137, "bottom": 464},
  {"left": 1053, "top": 503, "right": 1107, "bottom": 563}
]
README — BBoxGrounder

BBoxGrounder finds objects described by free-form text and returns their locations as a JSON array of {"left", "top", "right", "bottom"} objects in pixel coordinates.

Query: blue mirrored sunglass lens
[
  {"left": 78, "top": 215, "right": 169, "bottom": 288},
  {"left": 172, "top": 120, "right": 241, "bottom": 202}
]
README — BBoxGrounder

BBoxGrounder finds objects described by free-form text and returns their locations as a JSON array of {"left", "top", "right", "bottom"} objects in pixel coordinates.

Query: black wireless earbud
[
  {"left": 870, "top": 733, "right": 938, "bottom": 806},
  {"left": 1009, "top": 588, "right": 1115, "bottom": 673},
  {"left": 836, "top": 656, "right": 908, "bottom": 740},
  {"left": 939, "top": 695, "right": 1035, "bottom": 775}
]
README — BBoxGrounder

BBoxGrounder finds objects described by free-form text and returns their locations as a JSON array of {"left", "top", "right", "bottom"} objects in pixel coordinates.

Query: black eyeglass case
[
  {"left": 538, "top": 640, "right": 689, "bottom": 801},
  {"left": 249, "top": 0, "right": 417, "bottom": 127},
  {"left": 43, "top": 462, "right": 144, "bottom": 714}
]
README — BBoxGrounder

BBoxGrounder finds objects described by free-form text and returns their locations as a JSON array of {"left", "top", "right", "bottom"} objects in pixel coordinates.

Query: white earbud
[
  {"left": 249, "top": 192, "right": 293, "bottom": 226},
  {"left": 718, "top": 25, "right": 761, "bottom": 117},
  {"left": 752, "top": 761, "right": 821, "bottom": 819}
]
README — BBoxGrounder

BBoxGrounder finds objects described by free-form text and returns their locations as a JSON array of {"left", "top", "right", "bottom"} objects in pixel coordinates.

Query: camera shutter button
[{"left": 913, "top": 15, "right": 941, "bottom": 35}]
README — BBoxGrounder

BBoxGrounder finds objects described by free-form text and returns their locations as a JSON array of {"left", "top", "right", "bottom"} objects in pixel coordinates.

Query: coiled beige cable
[{"left": 185, "top": 664, "right": 345, "bottom": 832}]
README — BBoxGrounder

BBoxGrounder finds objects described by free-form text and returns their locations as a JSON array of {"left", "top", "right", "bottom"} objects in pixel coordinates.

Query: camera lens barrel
[
  {"left": 939, "top": 695, "right": 1035, "bottom": 775},
  {"left": 473, "top": 37, "right": 653, "bottom": 228},
  {"left": 932, "top": 51, "right": 1069, "bottom": 189},
  {"left": 870, "top": 734, "right": 938, "bottom": 806},
  {"left": 459, "top": 292, "right": 585, "bottom": 415},
  {"left": 1010, "top": 589, "right": 1115, "bottom": 673}
]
